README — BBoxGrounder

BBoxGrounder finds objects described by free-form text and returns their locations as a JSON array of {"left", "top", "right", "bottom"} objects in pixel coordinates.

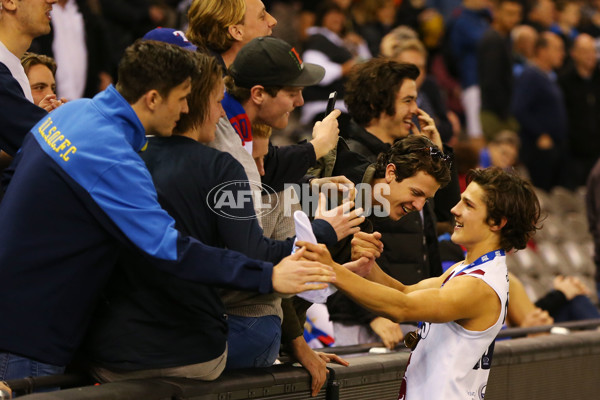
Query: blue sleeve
[
  {"left": 156, "top": 233, "right": 274, "bottom": 293},
  {"left": 92, "top": 157, "right": 274, "bottom": 293},
  {"left": 0, "top": 64, "right": 47, "bottom": 156},
  {"left": 452, "top": 19, "right": 485, "bottom": 53}
]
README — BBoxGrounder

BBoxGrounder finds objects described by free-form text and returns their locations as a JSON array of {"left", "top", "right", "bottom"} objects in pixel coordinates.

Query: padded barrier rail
[{"left": 10, "top": 322, "right": 600, "bottom": 400}]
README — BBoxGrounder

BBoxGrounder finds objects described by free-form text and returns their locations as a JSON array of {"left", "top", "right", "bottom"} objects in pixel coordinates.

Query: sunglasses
[{"left": 418, "top": 146, "right": 453, "bottom": 165}]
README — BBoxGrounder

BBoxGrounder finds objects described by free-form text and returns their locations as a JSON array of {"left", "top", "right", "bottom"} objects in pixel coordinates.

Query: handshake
[{"left": 276, "top": 229, "right": 383, "bottom": 295}]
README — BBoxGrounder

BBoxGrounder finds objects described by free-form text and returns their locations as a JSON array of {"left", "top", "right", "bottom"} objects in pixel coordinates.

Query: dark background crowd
[{"left": 28, "top": 0, "right": 600, "bottom": 192}]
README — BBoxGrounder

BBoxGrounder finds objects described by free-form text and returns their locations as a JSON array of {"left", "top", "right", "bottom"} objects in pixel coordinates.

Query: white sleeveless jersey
[{"left": 399, "top": 251, "right": 509, "bottom": 400}]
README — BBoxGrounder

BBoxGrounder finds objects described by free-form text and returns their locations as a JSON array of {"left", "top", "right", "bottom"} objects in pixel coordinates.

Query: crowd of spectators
[
  {"left": 12, "top": 0, "right": 600, "bottom": 192},
  {"left": 2, "top": 0, "right": 600, "bottom": 397}
]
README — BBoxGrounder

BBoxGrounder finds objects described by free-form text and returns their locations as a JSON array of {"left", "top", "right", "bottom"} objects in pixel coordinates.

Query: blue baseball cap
[{"left": 142, "top": 28, "right": 197, "bottom": 51}]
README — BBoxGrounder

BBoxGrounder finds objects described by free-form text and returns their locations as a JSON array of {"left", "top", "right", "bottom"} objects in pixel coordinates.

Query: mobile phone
[{"left": 326, "top": 91, "right": 337, "bottom": 115}]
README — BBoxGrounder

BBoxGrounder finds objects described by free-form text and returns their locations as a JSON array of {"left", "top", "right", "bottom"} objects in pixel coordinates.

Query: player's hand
[
  {"left": 298, "top": 241, "right": 371, "bottom": 277},
  {"left": 370, "top": 316, "right": 403, "bottom": 350},
  {"left": 297, "top": 241, "right": 335, "bottom": 267},
  {"left": 342, "top": 257, "right": 372, "bottom": 277},
  {"left": 351, "top": 231, "right": 383, "bottom": 260},
  {"left": 272, "top": 248, "right": 335, "bottom": 294}
]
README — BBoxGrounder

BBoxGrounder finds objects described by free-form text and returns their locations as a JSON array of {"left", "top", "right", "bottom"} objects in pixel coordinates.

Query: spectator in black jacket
[
  {"left": 558, "top": 33, "right": 600, "bottom": 187},
  {"left": 511, "top": 31, "right": 568, "bottom": 191},
  {"left": 323, "top": 134, "right": 452, "bottom": 349},
  {"left": 312, "top": 59, "right": 455, "bottom": 349},
  {"left": 478, "top": 0, "right": 522, "bottom": 142},
  {"left": 387, "top": 39, "right": 462, "bottom": 230}
]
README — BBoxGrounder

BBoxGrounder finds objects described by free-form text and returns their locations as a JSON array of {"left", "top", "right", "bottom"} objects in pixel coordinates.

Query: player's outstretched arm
[
  {"left": 350, "top": 233, "right": 450, "bottom": 293},
  {"left": 299, "top": 241, "right": 499, "bottom": 328}
]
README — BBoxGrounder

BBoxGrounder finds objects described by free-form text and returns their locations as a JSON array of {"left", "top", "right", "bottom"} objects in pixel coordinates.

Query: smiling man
[
  {"left": 224, "top": 36, "right": 340, "bottom": 173},
  {"left": 320, "top": 135, "right": 451, "bottom": 290},
  {"left": 320, "top": 59, "right": 455, "bottom": 350},
  {"left": 345, "top": 60, "right": 437, "bottom": 149},
  {"left": 323, "top": 134, "right": 451, "bottom": 234},
  {"left": 340, "top": 136, "right": 451, "bottom": 222},
  {"left": 226, "top": 36, "right": 321, "bottom": 126},
  {"left": 302, "top": 166, "right": 541, "bottom": 399}
]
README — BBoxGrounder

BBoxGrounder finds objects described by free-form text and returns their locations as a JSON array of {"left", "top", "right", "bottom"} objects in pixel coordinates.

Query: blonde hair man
[{"left": 186, "top": 0, "right": 276, "bottom": 68}]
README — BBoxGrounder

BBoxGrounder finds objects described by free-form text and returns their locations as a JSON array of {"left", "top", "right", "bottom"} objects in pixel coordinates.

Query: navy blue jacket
[
  {"left": 0, "top": 62, "right": 47, "bottom": 155},
  {"left": 512, "top": 66, "right": 568, "bottom": 145},
  {"left": 0, "top": 86, "right": 274, "bottom": 366},
  {"left": 449, "top": 7, "right": 491, "bottom": 88},
  {"left": 83, "top": 136, "right": 336, "bottom": 370}
]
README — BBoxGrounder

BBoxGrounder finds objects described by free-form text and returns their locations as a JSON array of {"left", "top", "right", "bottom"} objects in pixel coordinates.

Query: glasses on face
[{"left": 418, "top": 147, "right": 453, "bottom": 164}]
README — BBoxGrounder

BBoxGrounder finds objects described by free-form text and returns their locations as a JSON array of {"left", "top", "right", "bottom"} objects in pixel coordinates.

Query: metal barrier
[
  {"left": 10, "top": 323, "right": 600, "bottom": 400},
  {"left": 495, "top": 318, "right": 600, "bottom": 338}
]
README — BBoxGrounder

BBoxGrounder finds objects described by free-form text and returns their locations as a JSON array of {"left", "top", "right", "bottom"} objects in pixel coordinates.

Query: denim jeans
[
  {"left": 225, "top": 315, "right": 281, "bottom": 370},
  {"left": 0, "top": 352, "right": 64, "bottom": 381},
  {"left": 552, "top": 295, "right": 600, "bottom": 322}
]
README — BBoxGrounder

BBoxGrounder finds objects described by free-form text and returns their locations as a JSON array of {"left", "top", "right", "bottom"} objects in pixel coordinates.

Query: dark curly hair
[
  {"left": 466, "top": 167, "right": 541, "bottom": 252},
  {"left": 345, "top": 59, "right": 419, "bottom": 127},
  {"left": 373, "top": 135, "right": 452, "bottom": 188}
]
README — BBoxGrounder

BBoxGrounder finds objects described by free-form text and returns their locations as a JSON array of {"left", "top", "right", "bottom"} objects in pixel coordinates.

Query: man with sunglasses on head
[
  {"left": 315, "top": 59, "right": 457, "bottom": 350},
  {"left": 301, "top": 166, "right": 541, "bottom": 399}
]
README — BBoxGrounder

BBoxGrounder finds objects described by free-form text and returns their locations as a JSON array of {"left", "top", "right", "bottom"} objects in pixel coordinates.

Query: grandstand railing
[{"left": 9, "top": 320, "right": 600, "bottom": 400}]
